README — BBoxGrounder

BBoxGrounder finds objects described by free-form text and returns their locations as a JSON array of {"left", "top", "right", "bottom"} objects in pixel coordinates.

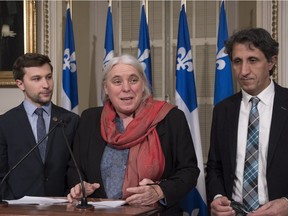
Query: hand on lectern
[
  {"left": 125, "top": 178, "right": 164, "bottom": 206},
  {"left": 67, "top": 181, "right": 100, "bottom": 203}
]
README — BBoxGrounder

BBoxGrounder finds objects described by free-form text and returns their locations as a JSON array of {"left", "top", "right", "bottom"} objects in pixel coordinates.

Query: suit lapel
[
  {"left": 45, "top": 104, "right": 61, "bottom": 157},
  {"left": 267, "top": 84, "right": 288, "bottom": 168},
  {"left": 226, "top": 93, "right": 242, "bottom": 171},
  {"left": 16, "top": 104, "right": 43, "bottom": 162}
]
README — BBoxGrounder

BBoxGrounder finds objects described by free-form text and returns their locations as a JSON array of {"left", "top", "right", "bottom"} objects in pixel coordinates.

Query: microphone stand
[
  {"left": 61, "top": 125, "right": 93, "bottom": 210},
  {"left": 0, "top": 120, "right": 62, "bottom": 207}
]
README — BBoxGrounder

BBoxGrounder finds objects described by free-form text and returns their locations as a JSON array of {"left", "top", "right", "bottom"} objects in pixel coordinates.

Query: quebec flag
[
  {"left": 103, "top": 1, "right": 114, "bottom": 70},
  {"left": 175, "top": 2, "right": 208, "bottom": 216},
  {"left": 214, "top": 0, "right": 233, "bottom": 105},
  {"left": 137, "top": 1, "right": 152, "bottom": 90},
  {"left": 61, "top": 3, "right": 79, "bottom": 114}
]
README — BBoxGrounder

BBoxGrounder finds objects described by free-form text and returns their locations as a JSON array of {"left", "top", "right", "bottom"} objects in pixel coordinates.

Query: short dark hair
[
  {"left": 12, "top": 53, "right": 53, "bottom": 81},
  {"left": 225, "top": 28, "right": 279, "bottom": 75}
]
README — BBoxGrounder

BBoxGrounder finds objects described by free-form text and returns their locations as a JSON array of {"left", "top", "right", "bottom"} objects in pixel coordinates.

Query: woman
[{"left": 67, "top": 54, "right": 199, "bottom": 215}]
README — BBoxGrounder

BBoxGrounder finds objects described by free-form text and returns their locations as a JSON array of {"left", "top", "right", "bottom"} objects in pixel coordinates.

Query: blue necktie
[
  {"left": 243, "top": 97, "right": 260, "bottom": 211},
  {"left": 35, "top": 108, "right": 47, "bottom": 162}
]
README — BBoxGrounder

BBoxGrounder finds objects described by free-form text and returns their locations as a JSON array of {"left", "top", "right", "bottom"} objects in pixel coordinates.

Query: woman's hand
[
  {"left": 67, "top": 181, "right": 100, "bottom": 203},
  {"left": 125, "top": 178, "right": 164, "bottom": 206}
]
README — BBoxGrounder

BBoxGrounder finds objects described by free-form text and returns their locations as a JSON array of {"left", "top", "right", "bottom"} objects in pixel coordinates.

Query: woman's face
[{"left": 104, "top": 63, "right": 145, "bottom": 118}]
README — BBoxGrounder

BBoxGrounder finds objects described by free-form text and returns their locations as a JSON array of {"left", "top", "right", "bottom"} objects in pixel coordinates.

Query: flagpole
[
  {"left": 61, "top": 1, "right": 79, "bottom": 114},
  {"left": 182, "top": 0, "right": 186, "bottom": 10},
  {"left": 137, "top": 0, "right": 152, "bottom": 90},
  {"left": 214, "top": 0, "right": 233, "bottom": 105},
  {"left": 103, "top": 0, "right": 114, "bottom": 70},
  {"left": 145, "top": 0, "right": 148, "bottom": 23},
  {"left": 176, "top": 1, "right": 208, "bottom": 214},
  {"left": 67, "top": 0, "right": 72, "bottom": 19}
]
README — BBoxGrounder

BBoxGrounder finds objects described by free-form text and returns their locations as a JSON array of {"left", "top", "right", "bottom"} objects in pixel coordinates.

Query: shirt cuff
[{"left": 213, "top": 194, "right": 223, "bottom": 200}]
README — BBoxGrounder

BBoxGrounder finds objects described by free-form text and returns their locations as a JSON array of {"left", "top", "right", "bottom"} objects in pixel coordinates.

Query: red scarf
[{"left": 100, "top": 97, "right": 175, "bottom": 198}]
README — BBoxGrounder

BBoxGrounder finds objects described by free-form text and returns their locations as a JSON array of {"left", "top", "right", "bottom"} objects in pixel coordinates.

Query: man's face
[
  {"left": 231, "top": 43, "right": 276, "bottom": 96},
  {"left": 16, "top": 63, "right": 54, "bottom": 107}
]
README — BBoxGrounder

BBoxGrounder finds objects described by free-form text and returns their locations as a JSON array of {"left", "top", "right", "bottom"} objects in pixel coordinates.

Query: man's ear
[
  {"left": 269, "top": 55, "right": 278, "bottom": 70},
  {"left": 15, "top": 79, "right": 25, "bottom": 91}
]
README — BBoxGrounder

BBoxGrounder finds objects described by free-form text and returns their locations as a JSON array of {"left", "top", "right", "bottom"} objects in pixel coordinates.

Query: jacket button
[{"left": 44, "top": 177, "right": 48, "bottom": 182}]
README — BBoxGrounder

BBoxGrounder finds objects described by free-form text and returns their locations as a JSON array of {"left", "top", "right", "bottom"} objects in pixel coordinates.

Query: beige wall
[
  {"left": 0, "top": 89, "right": 22, "bottom": 114},
  {"left": 0, "top": 1, "right": 106, "bottom": 115},
  {"left": 75, "top": 1, "right": 107, "bottom": 111},
  {"left": 238, "top": 1, "right": 257, "bottom": 29},
  {"left": 1, "top": 1, "right": 286, "bottom": 116}
]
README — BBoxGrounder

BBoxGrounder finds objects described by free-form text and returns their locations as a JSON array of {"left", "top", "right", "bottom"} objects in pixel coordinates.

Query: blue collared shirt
[{"left": 23, "top": 100, "right": 52, "bottom": 142}]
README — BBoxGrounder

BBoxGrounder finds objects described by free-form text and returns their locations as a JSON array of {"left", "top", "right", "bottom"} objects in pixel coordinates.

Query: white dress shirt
[{"left": 232, "top": 80, "right": 274, "bottom": 205}]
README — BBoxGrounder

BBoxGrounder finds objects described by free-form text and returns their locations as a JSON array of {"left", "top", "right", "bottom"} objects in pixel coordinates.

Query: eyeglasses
[{"left": 230, "top": 201, "right": 249, "bottom": 216}]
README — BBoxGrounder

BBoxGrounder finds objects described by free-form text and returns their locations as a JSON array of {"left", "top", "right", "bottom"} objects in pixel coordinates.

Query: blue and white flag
[
  {"left": 214, "top": 0, "right": 233, "bottom": 105},
  {"left": 103, "top": 1, "right": 114, "bottom": 70},
  {"left": 137, "top": 1, "right": 152, "bottom": 90},
  {"left": 61, "top": 3, "right": 78, "bottom": 114},
  {"left": 175, "top": 2, "right": 208, "bottom": 216}
]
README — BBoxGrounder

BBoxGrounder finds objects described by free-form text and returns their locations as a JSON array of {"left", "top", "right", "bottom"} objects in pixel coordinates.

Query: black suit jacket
[
  {"left": 67, "top": 106, "right": 200, "bottom": 215},
  {"left": 206, "top": 82, "right": 288, "bottom": 205},
  {"left": 0, "top": 103, "right": 79, "bottom": 199}
]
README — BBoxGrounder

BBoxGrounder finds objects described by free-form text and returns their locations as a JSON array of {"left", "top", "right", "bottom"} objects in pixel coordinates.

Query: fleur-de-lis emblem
[
  {"left": 103, "top": 50, "right": 114, "bottom": 70},
  {"left": 138, "top": 48, "right": 150, "bottom": 71},
  {"left": 176, "top": 47, "right": 193, "bottom": 72},
  {"left": 183, "top": 209, "right": 198, "bottom": 216},
  {"left": 63, "top": 48, "right": 77, "bottom": 72},
  {"left": 216, "top": 47, "right": 228, "bottom": 70}
]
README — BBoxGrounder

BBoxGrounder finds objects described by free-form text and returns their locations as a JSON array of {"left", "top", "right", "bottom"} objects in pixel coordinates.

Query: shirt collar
[
  {"left": 241, "top": 79, "right": 275, "bottom": 106},
  {"left": 23, "top": 100, "right": 52, "bottom": 117}
]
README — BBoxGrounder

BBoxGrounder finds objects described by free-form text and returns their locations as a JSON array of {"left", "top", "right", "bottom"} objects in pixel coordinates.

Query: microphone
[
  {"left": 0, "top": 117, "right": 64, "bottom": 207},
  {"left": 60, "top": 120, "right": 94, "bottom": 210}
]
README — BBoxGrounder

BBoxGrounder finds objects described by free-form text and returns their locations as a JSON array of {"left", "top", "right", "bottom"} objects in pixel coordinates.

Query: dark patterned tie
[
  {"left": 35, "top": 108, "right": 47, "bottom": 162},
  {"left": 243, "top": 97, "right": 260, "bottom": 211}
]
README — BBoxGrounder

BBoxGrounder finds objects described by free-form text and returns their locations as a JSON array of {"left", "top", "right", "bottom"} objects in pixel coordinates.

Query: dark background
[{"left": 0, "top": 1, "right": 24, "bottom": 71}]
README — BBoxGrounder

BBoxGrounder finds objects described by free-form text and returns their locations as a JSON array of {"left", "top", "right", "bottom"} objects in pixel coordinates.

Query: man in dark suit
[
  {"left": 206, "top": 28, "right": 288, "bottom": 216},
  {"left": 0, "top": 53, "right": 79, "bottom": 199}
]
